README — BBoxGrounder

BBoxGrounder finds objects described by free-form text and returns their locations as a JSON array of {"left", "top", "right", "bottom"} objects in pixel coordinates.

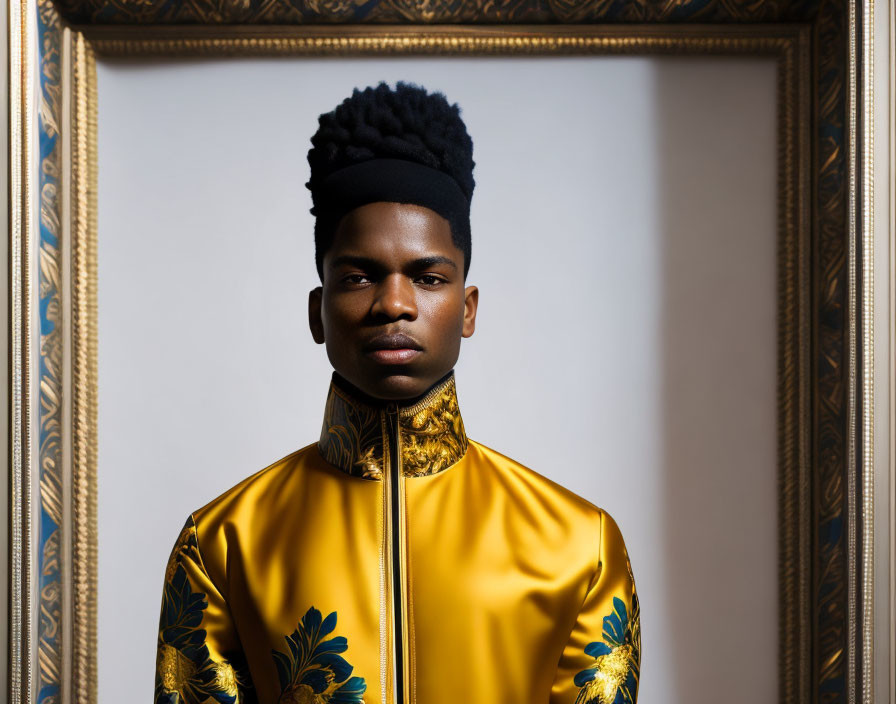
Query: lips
[
  {"left": 363, "top": 332, "right": 423, "bottom": 353},
  {"left": 363, "top": 332, "right": 423, "bottom": 365}
]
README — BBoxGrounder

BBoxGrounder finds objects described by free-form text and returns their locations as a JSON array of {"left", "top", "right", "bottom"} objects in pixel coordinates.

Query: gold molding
[
  {"left": 77, "top": 23, "right": 803, "bottom": 57},
  {"left": 69, "top": 28, "right": 98, "bottom": 704},
  {"left": 775, "top": 27, "right": 813, "bottom": 704},
  {"left": 847, "top": 1, "right": 877, "bottom": 701},
  {"left": 8, "top": 0, "right": 36, "bottom": 702},
  {"left": 35, "top": 5, "right": 64, "bottom": 704},
  {"left": 858, "top": 1, "right": 875, "bottom": 701},
  {"left": 846, "top": 3, "right": 858, "bottom": 700},
  {"left": 10, "top": 10, "right": 874, "bottom": 703},
  {"left": 47, "top": 0, "right": 824, "bottom": 27},
  {"left": 58, "top": 24, "right": 813, "bottom": 704}
]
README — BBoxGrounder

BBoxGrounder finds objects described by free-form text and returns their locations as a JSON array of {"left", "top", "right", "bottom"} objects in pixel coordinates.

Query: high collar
[{"left": 317, "top": 371, "right": 468, "bottom": 480}]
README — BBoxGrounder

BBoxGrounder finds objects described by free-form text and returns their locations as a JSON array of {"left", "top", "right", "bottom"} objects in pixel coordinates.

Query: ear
[
  {"left": 462, "top": 285, "right": 478, "bottom": 338},
  {"left": 308, "top": 286, "right": 325, "bottom": 344}
]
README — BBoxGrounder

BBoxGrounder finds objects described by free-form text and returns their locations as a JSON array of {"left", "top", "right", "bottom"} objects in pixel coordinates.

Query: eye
[
  {"left": 415, "top": 274, "right": 445, "bottom": 286},
  {"left": 342, "top": 273, "right": 371, "bottom": 286}
]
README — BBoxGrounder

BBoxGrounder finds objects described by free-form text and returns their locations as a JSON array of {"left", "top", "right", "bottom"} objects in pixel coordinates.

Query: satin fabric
[{"left": 154, "top": 372, "right": 640, "bottom": 704}]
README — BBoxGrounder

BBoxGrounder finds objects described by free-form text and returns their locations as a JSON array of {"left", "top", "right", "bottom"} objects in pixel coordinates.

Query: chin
[{"left": 365, "top": 374, "right": 428, "bottom": 401}]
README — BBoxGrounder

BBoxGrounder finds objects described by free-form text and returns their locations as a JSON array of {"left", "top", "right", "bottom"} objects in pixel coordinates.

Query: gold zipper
[{"left": 383, "top": 403, "right": 409, "bottom": 704}]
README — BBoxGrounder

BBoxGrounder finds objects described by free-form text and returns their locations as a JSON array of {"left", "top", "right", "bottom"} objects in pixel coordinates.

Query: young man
[{"left": 155, "top": 82, "right": 640, "bottom": 704}]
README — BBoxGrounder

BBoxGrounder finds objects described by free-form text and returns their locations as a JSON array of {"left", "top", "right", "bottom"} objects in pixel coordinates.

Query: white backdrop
[{"left": 96, "top": 56, "right": 778, "bottom": 702}]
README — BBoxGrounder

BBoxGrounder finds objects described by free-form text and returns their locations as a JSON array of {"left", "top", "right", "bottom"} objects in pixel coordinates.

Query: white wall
[{"left": 96, "top": 56, "right": 778, "bottom": 703}]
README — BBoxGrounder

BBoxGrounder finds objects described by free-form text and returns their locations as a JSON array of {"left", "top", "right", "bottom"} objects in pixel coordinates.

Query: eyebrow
[{"left": 329, "top": 254, "right": 458, "bottom": 272}]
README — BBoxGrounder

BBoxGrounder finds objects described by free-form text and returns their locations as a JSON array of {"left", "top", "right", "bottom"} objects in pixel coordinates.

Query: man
[{"left": 154, "top": 81, "right": 640, "bottom": 704}]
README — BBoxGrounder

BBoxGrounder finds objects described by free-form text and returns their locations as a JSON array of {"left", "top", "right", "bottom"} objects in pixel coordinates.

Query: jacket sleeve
[
  {"left": 549, "top": 508, "right": 641, "bottom": 704},
  {"left": 154, "top": 514, "right": 257, "bottom": 704}
]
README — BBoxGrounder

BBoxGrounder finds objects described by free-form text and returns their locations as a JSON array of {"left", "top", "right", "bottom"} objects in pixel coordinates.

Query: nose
[{"left": 370, "top": 274, "right": 417, "bottom": 321}]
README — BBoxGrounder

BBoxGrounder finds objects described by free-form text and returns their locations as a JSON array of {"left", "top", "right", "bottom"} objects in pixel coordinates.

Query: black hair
[{"left": 306, "top": 81, "right": 475, "bottom": 279}]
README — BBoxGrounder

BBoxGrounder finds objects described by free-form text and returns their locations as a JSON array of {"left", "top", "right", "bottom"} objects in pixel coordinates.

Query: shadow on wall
[{"left": 655, "top": 57, "right": 778, "bottom": 704}]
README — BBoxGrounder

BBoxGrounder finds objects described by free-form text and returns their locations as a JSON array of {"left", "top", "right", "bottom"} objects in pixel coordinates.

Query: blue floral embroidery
[
  {"left": 574, "top": 594, "right": 640, "bottom": 704},
  {"left": 155, "top": 521, "right": 255, "bottom": 704},
  {"left": 272, "top": 606, "right": 367, "bottom": 703}
]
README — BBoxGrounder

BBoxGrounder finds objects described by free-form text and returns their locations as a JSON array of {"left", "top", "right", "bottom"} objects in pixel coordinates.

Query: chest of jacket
[
  {"left": 201, "top": 441, "right": 592, "bottom": 704},
  {"left": 154, "top": 373, "right": 640, "bottom": 704}
]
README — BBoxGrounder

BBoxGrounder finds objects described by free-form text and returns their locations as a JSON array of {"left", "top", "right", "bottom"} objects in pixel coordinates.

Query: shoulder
[
  {"left": 465, "top": 438, "right": 609, "bottom": 534},
  {"left": 189, "top": 442, "right": 320, "bottom": 534},
  {"left": 464, "top": 439, "right": 632, "bottom": 575}
]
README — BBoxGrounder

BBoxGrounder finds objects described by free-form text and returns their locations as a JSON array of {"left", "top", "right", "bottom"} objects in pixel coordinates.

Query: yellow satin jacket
[{"left": 155, "top": 372, "right": 640, "bottom": 704}]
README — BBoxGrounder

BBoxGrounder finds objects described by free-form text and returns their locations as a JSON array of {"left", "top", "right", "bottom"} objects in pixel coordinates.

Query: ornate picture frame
[{"left": 6, "top": 1, "right": 876, "bottom": 703}]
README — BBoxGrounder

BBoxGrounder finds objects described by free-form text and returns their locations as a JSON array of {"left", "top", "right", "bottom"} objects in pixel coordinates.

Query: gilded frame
[{"left": 6, "top": 2, "right": 877, "bottom": 704}]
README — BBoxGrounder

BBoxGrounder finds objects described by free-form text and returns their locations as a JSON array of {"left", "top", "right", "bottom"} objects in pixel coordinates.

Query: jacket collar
[{"left": 317, "top": 370, "right": 468, "bottom": 480}]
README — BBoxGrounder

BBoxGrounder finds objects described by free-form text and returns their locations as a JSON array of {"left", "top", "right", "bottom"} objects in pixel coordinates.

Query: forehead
[{"left": 326, "top": 202, "right": 461, "bottom": 264}]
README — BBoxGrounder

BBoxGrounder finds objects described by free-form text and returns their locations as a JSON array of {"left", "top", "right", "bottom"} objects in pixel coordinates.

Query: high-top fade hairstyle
[{"left": 306, "top": 81, "right": 475, "bottom": 280}]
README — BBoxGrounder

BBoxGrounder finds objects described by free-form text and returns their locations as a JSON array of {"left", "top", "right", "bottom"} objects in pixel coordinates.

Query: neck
[
  {"left": 318, "top": 370, "right": 468, "bottom": 480},
  {"left": 330, "top": 369, "right": 457, "bottom": 409}
]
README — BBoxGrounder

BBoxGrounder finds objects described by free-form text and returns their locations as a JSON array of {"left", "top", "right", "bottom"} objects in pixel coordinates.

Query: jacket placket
[{"left": 382, "top": 402, "right": 411, "bottom": 704}]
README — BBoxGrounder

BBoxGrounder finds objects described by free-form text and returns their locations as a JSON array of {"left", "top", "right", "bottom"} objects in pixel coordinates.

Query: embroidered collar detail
[{"left": 317, "top": 372, "right": 468, "bottom": 480}]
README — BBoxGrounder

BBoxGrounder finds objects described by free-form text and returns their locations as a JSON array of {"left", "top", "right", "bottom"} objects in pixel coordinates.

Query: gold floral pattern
[
  {"left": 271, "top": 607, "right": 366, "bottom": 703},
  {"left": 164, "top": 521, "right": 194, "bottom": 584},
  {"left": 318, "top": 385, "right": 384, "bottom": 479},
  {"left": 399, "top": 380, "right": 467, "bottom": 477},
  {"left": 317, "top": 374, "right": 467, "bottom": 480},
  {"left": 155, "top": 516, "right": 257, "bottom": 704},
  {"left": 574, "top": 595, "right": 640, "bottom": 704},
  {"left": 353, "top": 446, "right": 383, "bottom": 480}
]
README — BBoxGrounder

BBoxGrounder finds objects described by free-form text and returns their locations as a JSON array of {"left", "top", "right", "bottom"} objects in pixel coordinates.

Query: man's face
[{"left": 308, "top": 201, "right": 478, "bottom": 401}]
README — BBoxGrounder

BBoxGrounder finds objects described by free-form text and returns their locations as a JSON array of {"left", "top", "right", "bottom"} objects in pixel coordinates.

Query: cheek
[
  {"left": 321, "top": 294, "right": 366, "bottom": 331},
  {"left": 424, "top": 296, "right": 466, "bottom": 335}
]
